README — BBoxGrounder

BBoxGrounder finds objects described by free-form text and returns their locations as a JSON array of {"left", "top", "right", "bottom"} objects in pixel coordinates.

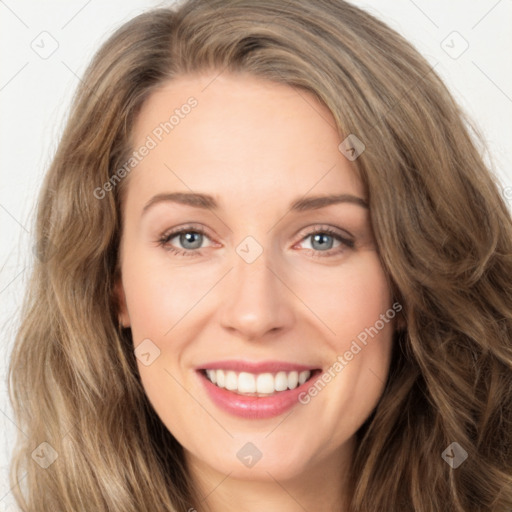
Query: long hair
[{"left": 8, "top": 0, "right": 512, "bottom": 510}]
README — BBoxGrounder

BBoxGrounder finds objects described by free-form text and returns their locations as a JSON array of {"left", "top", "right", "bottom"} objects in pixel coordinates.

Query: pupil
[
  {"left": 312, "top": 233, "right": 332, "bottom": 250},
  {"left": 181, "top": 232, "right": 202, "bottom": 249}
]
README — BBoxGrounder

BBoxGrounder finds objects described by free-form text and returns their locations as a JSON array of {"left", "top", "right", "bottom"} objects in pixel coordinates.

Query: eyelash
[{"left": 157, "top": 224, "right": 354, "bottom": 259}]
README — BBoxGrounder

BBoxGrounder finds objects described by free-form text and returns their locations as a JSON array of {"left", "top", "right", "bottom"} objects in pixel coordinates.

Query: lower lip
[{"left": 197, "top": 370, "right": 321, "bottom": 419}]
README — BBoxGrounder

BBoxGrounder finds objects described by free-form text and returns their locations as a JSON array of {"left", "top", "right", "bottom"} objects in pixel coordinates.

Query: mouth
[
  {"left": 199, "top": 368, "right": 321, "bottom": 397},
  {"left": 195, "top": 360, "right": 323, "bottom": 419}
]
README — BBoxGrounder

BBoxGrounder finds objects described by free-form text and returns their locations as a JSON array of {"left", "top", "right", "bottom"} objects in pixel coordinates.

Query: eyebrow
[{"left": 141, "top": 191, "right": 368, "bottom": 216}]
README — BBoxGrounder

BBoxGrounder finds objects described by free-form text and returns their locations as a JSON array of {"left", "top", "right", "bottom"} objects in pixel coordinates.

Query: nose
[{"left": 219, "top": 246, "right": 295, "bottom": 342}]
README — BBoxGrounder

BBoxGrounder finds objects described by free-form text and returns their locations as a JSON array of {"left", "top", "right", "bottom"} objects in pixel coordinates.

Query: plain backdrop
[{"left": 1, "top": 0, "right": 511, "bottom": 508}]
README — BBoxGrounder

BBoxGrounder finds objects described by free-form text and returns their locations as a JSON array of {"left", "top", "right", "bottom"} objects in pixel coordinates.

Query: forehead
[{"left": 125, "top": 73, "right": 364, "bottom": 210}]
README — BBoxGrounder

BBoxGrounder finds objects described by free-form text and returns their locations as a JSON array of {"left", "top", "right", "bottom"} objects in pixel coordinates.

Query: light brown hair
[{"left": 8, "top": 0, "right": 512, "bottom": 510}]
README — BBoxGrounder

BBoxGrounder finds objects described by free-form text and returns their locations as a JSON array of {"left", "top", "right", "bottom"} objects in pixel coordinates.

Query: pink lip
[
  {"left": 197, "top": 359, "right": 317, "bottom": 373},
  {"left": 196, "top": 362, "right": 322, "bottom": 419}
]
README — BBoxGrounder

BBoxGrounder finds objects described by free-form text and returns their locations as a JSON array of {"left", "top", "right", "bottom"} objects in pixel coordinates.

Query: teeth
[
  {"left": 275, "top": 371, "right": 288, "bottom": 391},
  {"left": 256, "top": 373, "right": 274, "bottom": 394},
  {"left": 288, "top": 371, "right": 298, "bottom": 389},
  {"left": 298, "top": 370, "right": 309, "bottom": 385},
  {"left": 225, "top": 371, "right": 238, "bottom": 391},
  {"left": 204, "top": 369, "right": 313, "bottom": 395},
  {"left": 216, "top": 369, "right": 225, "bottom": 388},
  {"left": 239, "top": 372, "right": 256, "bottom": 393}
]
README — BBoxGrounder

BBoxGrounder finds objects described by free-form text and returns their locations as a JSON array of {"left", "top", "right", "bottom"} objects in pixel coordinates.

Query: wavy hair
[{"left": 8, "top": 0, "right": 512, "bottom": 510}]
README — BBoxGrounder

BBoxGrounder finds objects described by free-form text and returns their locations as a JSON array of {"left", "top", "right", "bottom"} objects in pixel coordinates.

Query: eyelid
[
  {"left": 292, "top": 225, "right": 355, "bottom": 258},
  {"left": 293, "top": 223, "right": 354, "bottom": 244},
  {"left": 158, "top": 223, "right": 216, "bottom": 246}
]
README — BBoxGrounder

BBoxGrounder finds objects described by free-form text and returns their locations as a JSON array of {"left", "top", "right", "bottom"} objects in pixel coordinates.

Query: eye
[
  {"left": 157, "top": 225, "right": 213, "bottom": 257},
  {"left": 157, "top": 224, "right": 355, "bottom": 259},
  {"left": 295, "top": 226, "right": 354, "bottom": 258}
]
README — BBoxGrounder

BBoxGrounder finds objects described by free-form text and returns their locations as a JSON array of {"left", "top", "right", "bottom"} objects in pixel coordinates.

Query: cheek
[
  {"left": 123, "top": 245, "right": 392, "bottom": 348},
  {"left": 294, "top": 251, "right": 393, "bottom": 344},
  {"left": 121, "top": 250, "right": 209, "bottom": 339},
  {"left": 296, "top": 255, "right": 395, "bottom": 442},
  {"left": 338, "top": 257, "right": 394, "bottom": 374}
]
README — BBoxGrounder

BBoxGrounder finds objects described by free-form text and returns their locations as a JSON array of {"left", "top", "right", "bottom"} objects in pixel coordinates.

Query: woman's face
[{"left": 116, "top": 72, "right": 396, "bottom": 484}]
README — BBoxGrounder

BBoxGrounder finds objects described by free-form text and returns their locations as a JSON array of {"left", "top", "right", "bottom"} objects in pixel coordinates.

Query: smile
[
  {"left": 196, "top": 360, "right": 322, "bottom": 419},
  {"left": 203, "top": 369, "right": 313, "bottom": 395}
]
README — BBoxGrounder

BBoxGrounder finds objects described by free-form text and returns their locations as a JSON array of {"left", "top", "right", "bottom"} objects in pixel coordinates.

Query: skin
[{"left": 116, "top": 72, "right": 395, "bottom": 511}]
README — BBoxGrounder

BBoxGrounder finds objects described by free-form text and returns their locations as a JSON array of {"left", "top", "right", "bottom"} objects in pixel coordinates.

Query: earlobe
[
  {"left": 395, "top": 310, "right": 407, "bottom": 332},
  {"left": 114, "top": 276, "right": 131, "bottom": 328},
  {"left": 396, "top": 317, "right": 407, "bottom": 333}
]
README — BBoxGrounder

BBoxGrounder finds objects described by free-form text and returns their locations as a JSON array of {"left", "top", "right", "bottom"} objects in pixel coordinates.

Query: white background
[{"left": 1, "top": 0, "right": 511, "bottom": 508}]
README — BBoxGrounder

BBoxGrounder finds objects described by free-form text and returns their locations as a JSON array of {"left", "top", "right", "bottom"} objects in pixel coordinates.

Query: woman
[{"left": 8, "top": 0, "right": 512, "bottom": 510}]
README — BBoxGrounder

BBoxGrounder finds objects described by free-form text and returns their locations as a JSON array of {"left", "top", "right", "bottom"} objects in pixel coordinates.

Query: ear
[
  {"left": 395, "top": 313, "right": 407, "bottom": 332},
  {"left": 393, "top": 303, "right": 407, "bottom": 332},
  {"left": 114, "top": 273, "right": 131, "bottom": 328}
]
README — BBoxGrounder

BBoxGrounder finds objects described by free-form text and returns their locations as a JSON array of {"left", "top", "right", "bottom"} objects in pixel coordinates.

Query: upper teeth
[{"left": 205, "top": 369, "right": 311, "bottom": 395}]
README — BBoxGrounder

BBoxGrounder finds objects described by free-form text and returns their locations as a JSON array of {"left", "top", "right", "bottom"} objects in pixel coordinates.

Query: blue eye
[
  {"left": 157, "top": 225, "right": 354, "bottom": 258},
  {"left": 298, "top": 227, "right": 354, "bottom": 258},
  {"left": 173, "top": 231, "right": 204, "bottom": 250},
  {"left": 158, "top": 226, "right": 210, "bottom": 257},
  {"left": 309, "top": 232, "right": 337, "bottom": 250}
]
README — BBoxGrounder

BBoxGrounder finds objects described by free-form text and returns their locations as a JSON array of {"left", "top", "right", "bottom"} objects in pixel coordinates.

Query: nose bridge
[{"left": 219, "top": 237, "right": 294, "bottom": 340}]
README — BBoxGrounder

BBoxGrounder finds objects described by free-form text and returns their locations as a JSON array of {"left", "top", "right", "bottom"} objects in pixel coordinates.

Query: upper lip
[{"left": 196, "top": 360, "right": 320, "bottom": 373}]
